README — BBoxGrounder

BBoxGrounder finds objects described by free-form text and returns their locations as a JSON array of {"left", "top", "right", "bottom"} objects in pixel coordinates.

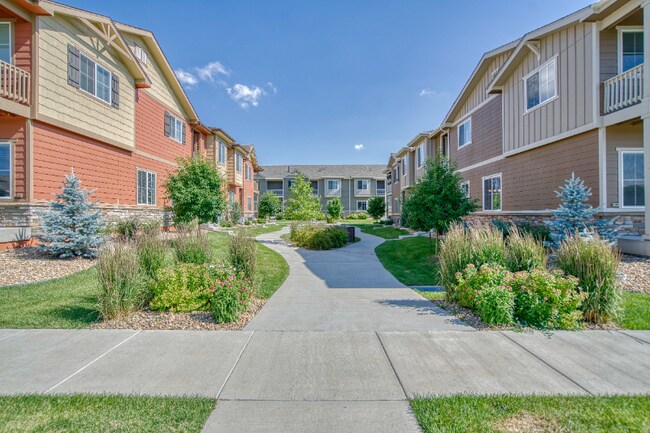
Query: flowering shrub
[
  {"left": 476, "top": 285, "right": 515, "bottom": 325},
  {"left": 209, "top": 264, "right": 252, "bottom": 323},
  {"left": 149, "top": 263, "right": 213, "bottom": 312},
  {"left": 507, "top": 269, "right": 586, "bottom": 330},
  {"left": 453, "top": 264, "right": 510, "bottom": 309}
]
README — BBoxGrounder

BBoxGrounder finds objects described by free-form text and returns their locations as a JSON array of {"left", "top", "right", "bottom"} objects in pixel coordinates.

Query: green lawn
[
  {"left": 0, "top": 268, "right": 100, "bottom": 329},
  {"left": 233, "top": 222, "right": 288, "bottom": 237},
  {"left": 352, "top": 224, "right": 409, "bottom": 239},
  {"left": 375, "top": 236, "right": 438, "bottom": 286},
  {"left": 0, "top": 233, "right": 289, "bottom": 328},
  {"left": 410, "top": 395, "right": 650, "bottom": 433},
  {"left": 617, "top": 292, "right": 650, "bottom": 330},
  {"left": 415, "top": 289, "right": 446, "bottom": 301},
  {"left": 0, "top": 395, "right": 215, "bottom": 433}
]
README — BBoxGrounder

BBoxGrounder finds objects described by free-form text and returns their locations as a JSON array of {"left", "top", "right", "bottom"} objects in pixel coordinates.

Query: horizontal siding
[
  {"left": 0, "top": 118, "right": 27, "bottom": 199},
  {"left": 503, "top": 22, "right": 595, "bottom": 152},
  {"left": 461, "top": 130, "right": 599, "bottom": 211},
  {"left": 33, "top": 121, "right": 175, "bottom": 206},
  {"left": 452, "top": 95, "right": 503, "bottom": 170},
  {"left": 37, "top": 14, "right": 136, "bottom": 148}
]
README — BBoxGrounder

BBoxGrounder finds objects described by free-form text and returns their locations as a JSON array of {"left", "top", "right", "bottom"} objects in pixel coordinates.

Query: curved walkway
[{"left": 246, "top": 227, "right": 472, "bottom": 331}]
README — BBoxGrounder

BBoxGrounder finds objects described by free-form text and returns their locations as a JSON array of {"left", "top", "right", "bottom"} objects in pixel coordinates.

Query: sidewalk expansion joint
[
  {"left": 0, "top": 329, "right": 26, "bottom": 342},
  {"left": 45, "top": 330, "right": 142, "bottom": 393},
  {"left": 615, "top": 330, "right": 650, "bottom": 345},
  {"left": 375, "top": 332, "right": 409, "bottom": 400},
  {"left": 215, "top": 330, "right": 254, "bottom": 400},
  {"left": 498, "top": 331, "right": 593, "bottom": 396}
]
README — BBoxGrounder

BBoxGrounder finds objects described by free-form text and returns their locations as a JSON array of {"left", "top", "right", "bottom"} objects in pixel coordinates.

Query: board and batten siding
[
  {"left": 456, "top": 51, "right": 512, "bottom": 120},
  {"left": 502, "top": 22, "right": 596, "bottom": 153},
  {"left": 36, "top": 14, "right": 136, "bottom": 149}
]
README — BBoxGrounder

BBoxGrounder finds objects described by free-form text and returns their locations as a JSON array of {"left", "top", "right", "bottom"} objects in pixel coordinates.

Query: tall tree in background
[
  {"left": 403, "top": 157, "right": 477, "bottom": 253},
  {"left": 367, "top": 196, "right": 386, "bottom": 221},
  {"left": 165, "top": 157, "right": 227, "bottom": 224},
  {"left": 39, "top": 170, "right": 105, "bottom": 258},
  {"left": 284, "top": 174, "right": 322, "bottom": 220}
]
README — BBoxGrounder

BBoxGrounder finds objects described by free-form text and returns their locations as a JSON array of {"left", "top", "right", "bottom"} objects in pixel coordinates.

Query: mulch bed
[
  {"left": 91, "top": 297, "right": 267, "bottom": 331},
  {"left": 0, "top": 246, "right": 95, "bottom": 287}
]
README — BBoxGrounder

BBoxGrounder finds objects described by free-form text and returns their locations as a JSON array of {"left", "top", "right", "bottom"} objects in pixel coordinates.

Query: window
[
  {"left": 0, "top": 23, "right": 12, "bottom": 64},
  {"left": 245, "top": 164, "right": 251, "bottom": 180},
  {"left": 327, "top": 179, "right": 340, "bottom": 191},
  {"left": 219, "top": 141, "right": 226, "bottom": 164},
  {"left": 356, "top": 179, "right": 369, "bottom": 191},
  {"left": 441, "top": 134, "right": 449, "bottom": 158},
  {"left": 620, "top": 150, "right": 645, "bottom": 208},
  {"left": 79, "top": 53, "right": 112, "bottom": 104},
  {"left": 134, "top": 44, "right": 147, "bottom": 65},
  {"left": 394, "top": 198, "right": 400, "bottom": 213},
  {"left": 137, "top": 169, "right": 156, "bottom": 205},
  {"left": 460, "top": 181, "right": 470, "bottom": 198},
  {"left": 483, "top": 174, "right": 502, "bottom": 211},
  {"left": 247, "top": 196, "right": 252, "bottom": 211},
  {"left": 229, "top": 191, "right": 235, "bottom": 203},
  {"left": 236, "top": 153, "right": 242, "bottom": 172},
  {"left": 167, "top": 114, "right": 183, "bottom": 143},
  {"left": 458, "top": 118, "right": 472, "bottom": 147},
  {"left": 0, "top": 142, "right": 11, "bottom": 198},
  {"left": 401, "top": 156, "right": 408, "bottom": 174},
  {"left": 524, "top": 58, "right": 556, "bottom": 111},
  {"left": 394, "top": 165, "right": 400, "bottom": 182},
  {"left": 619, "top": 29, "right": 644, "bottom": 73},
  {"left": 287, "top": 179, "right": 294, "bottom": 189},
  {"left": 357, "top": 201, "right": 368, "bottom": 211},
  {"left": 417, "top": 145, "right": 425, "bottom": 168}
]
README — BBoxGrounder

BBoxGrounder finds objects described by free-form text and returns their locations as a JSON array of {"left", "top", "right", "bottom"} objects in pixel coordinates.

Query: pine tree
[
  {"left": 546, "top": 173, "right": 617, "bottom": 248},
  {"left": 38, "top": 170, "right": 105, "bottom": 258},
  {"left": 284, "top": 174, "right": 322, "bottom": 220}
]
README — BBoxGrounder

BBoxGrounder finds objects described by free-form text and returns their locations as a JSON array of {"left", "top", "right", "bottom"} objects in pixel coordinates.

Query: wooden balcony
[
  {"left": 603, "top": 63, "right": 643, "bottom": 114},
  {"left": 0, "top": 60, "right": 30, "bottom": 106}
]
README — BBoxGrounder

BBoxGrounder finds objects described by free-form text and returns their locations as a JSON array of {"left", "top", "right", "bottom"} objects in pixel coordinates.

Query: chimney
[{"left": 287, "top": 165, "right": 291, "bottom": 173}]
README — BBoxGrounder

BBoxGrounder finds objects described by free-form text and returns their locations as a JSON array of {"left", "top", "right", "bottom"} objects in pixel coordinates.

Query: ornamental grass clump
[
  {"left": 172, "top": 224, "right": 213, "bottom": 265},
  {"left": 468, "top": 223, "right": 506, "bottom": 267},
  {"left": 290, "top": 223, "right": 348, "bottom": 250},
  {"left": 505, "top": 226, "right": 547, "bottom": 272},
  {"left": 97, "top": 241, "right": 148, "bottom": 319},
  {"left": 136, "top": 230, "right": 169, "bottom": 281},
  {"left": 228, "top": 229, "right": 257, "bottom": 279},
  {"left": 556, "top": 232, "right": 620, "bottom": 323}
]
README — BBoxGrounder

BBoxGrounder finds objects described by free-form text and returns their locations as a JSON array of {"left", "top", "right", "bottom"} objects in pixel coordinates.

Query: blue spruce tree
[
  {"left": 39, "top": 170, "right": 105, "bottom": 258},
  {"left": 546, "top": 173, "right": 617, "bottom": 248}
]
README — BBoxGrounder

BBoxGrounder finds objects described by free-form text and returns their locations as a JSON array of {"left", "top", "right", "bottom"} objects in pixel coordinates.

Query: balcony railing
[
  {"left": 603, "top": 63, "right": 643, "bottom": 114},
  {"left": 376, "top": 189, "right": 385, "bottom": 196},
  {"left": 0, "top": 60, "right": 30, "bottom": 105},
  {"left": 269, "top": 189, "right": 283, "bottom": 197}
]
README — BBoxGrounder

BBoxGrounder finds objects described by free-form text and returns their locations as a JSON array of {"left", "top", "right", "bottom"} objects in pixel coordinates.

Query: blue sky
[{"left": 66, "top": 0, "right": 590, "bottom": 165}]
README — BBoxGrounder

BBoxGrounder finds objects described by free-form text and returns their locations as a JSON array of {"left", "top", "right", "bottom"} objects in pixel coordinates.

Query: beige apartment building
[{"left": 387, "top": 0, "right": 650, "bottom": 255}]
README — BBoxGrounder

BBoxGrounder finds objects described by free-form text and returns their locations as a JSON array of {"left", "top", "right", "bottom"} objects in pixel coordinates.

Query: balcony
[
  {"left": 603, "top": 64, "right": 643, "bottom": 115},
  {"left": 376, "top": 189, "right": 385, "bottom": 196},
  {"left": 269, "top": 189, "right": 283, "bottom": 197},
  {"left": 0, "top": 60, "right": 30, "bottom": 106}
]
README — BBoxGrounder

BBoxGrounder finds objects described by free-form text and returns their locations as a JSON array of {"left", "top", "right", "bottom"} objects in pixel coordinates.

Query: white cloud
[
  {"left": 354, "top": 144, "right": 364, "bottom": 151},
  {"left": 419, "top": 88, "right": 437, "bottom": 97},
  {"left": 175, "top": 69, "right": 199, "bottom": 88},
  {"left": 266, "top": 82, "right": 278, "bottom": 94},
  {"left": 196, "top": 61, "right": 230, "bottom": 82},
  {"left": 227, "top": 84, "right": 266, "bottom": 108}
]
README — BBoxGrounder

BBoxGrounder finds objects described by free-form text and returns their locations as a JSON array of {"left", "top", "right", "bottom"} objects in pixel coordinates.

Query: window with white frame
[
  {"left": 134, "top": 44, "right": 147, "bottom": 65},
  {"left": 236, "top": 153, "right": 242, "bottom": 172},
  {"left": 0, "top": 142, "right": 11, "bottom": 198},
  {"left": 356, "top": 179, "right": 369, "bottom": 191},
  {"left": 245, "top": 164, "right": 251, "bottom": 180},
  {"left": 79, "top": 53, "right": 112, "bottom": 104},
  {"left": 168, "top": 114, "right": 183, "bottom": 143},
  {"left": 525, "top": 58, "right": 556, "bottom": 111},
  {"left": 620, "top": 150, "right": 645, "bottom": 208},
  {"left": 357, "top": 200, "right": 368, "bottom": 211},
  {"left": 458, "top": 118, "right": 472, "bottom": 148},
  {"left": 137, "top": 169, "right": 156, "bottom": 205},
  {"left": 219, "top": 141, "right": 226, "bottom": 164},
  {"left": 327, "top": 179, "right": 340, "bottom": 191},
  {"left": 460, "top": 180, "right": 470, "bottom": 198},
  {"left": 619, "top": 28, "right": 644, "bottom": 73},
  {"left": 401, "top": 155, "right": 408, "bottom": 175},
  {"left": 417, "top": 145, "right": 425, "bottom": 168},
  {"left": 483, "top": 174, "right": 502, "bottom": 211},
  {"left": 394, "top": 166, "right": 400, "bottom": 182},
  {"left": 0, "top": 23, "right": 12, "bottom": 64}
]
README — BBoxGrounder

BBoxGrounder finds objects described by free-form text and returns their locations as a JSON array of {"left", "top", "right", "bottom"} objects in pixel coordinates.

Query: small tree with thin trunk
[
  {"left": 403, "top": 157, "right": 477, "bottom": 253},
  {"left": 284, "top": 174, "right": 322, "bottom": 221},
  {"left": 326, "top": 197, "right": 343, "bottom": 220},
  {"left": 258, "top": 192, "right": 282, "bottom": 219},
  {"left": 367, "top": 196, "right": 386, "bottom": 221}
]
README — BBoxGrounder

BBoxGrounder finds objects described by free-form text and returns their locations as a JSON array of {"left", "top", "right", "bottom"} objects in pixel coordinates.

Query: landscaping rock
[
  {"left": 0, "top": 247, "right": 95, "bottom": 287},
  {"left": 619, "top": 255, "right": 650, "bottom": 293}
]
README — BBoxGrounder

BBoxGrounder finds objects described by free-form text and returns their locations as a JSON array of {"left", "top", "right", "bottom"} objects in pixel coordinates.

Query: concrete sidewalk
[
  {"left": 1, "top": 329, "right": 649, "bottom": 433},
  {"left": 246, "top": 228, "right": 471, "bottom": 331}
]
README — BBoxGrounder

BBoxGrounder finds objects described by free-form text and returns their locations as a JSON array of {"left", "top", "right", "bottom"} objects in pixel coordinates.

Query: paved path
[
  {"left": 246, "top": 227, "right": 471, "bottom": 331},
  {"left": 2, "top": 229, "right": 649, "bottom": 432},
  {"left": 1, "top": 329, "right": 649, "bottom": 432}
]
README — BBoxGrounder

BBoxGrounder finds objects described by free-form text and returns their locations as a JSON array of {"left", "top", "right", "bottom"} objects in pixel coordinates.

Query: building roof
[{"left": 260, "top": 164, "right": 386, "bottom": 180}]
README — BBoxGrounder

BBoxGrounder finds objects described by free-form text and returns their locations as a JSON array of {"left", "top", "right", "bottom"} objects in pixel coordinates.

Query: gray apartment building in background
[{"left": 257, "top": 165, "right": 386, "bottom": 215}]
